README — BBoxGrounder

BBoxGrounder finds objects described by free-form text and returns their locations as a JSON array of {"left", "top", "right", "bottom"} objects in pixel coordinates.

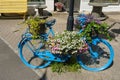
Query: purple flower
[{"left": 95, "top": 19, "right": 101, "bottom": 24}]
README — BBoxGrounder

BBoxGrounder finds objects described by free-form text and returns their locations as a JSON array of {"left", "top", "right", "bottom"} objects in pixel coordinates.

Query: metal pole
[{"left": 67, "top": 0, "right": 74, "bottom": 31}]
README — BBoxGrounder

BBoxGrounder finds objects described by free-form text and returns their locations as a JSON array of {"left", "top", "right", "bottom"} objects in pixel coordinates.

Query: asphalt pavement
[{"left": 0, "top": 38, "right": 40, "bottom": 80}]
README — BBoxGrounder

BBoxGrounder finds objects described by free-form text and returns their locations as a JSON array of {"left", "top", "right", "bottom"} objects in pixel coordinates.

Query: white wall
[
  {"left": 45, "top": 0, "right": 120, "bottom": 12},
  {"left": 45, "top": 0, "right": 54, "bottom": 11},
  {"left": 80, "top": 0, "right": 92, "bottom": 12}
]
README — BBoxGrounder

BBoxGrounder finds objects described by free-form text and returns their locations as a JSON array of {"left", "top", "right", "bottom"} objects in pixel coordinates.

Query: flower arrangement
[
  {"left": 24, "top": 16, "right": 46, "bottom": 39},
  {"left": 55, "top": 2, "right": 64, "bottom": 11},
  {"left": 47, "top": 31, "right": 88, "bottom": 54},
  {"left": 75, "top": 14, "right": 111, "bottom": 42}
]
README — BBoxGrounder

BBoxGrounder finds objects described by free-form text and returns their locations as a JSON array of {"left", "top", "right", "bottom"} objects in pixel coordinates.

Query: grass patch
[{"left": 51, "top": 55, "right": 81, "bottom": 74}]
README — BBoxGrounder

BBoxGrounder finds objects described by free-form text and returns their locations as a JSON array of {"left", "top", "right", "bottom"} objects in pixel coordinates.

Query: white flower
[{"left": 47, "top": 31, "right": 88, "bottom": 54}]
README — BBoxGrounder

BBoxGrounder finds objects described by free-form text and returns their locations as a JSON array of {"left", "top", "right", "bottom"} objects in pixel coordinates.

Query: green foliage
[
  {"left": 81, "top": 22, "right": 111, "bottom": 42},
  {"left": 25, "top": 16, "right": 46, "bottom": 39},
  {"left": 51, "top": 55, "right": 81, "bottom": 74},
  {"left": 75, "top": 14, "right": 112, "bottom": 43}
]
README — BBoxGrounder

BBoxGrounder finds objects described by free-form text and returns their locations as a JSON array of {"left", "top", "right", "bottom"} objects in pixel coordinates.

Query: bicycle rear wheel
[
  {"left": 18, "top": 37, "right": 51, "bottom": 69},
  {"left": 77, "top": 38, "right": 114, "bottom": 72}
]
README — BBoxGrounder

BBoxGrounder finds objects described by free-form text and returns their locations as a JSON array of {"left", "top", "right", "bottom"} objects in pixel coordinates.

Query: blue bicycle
[{"left": 18, "top": 16, "right": 114, "bottom": 72}]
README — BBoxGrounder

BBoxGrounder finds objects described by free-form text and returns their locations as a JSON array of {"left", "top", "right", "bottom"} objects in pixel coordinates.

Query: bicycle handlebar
[{"left": 45, "top": 19, "right": 56, "bottom": 28}]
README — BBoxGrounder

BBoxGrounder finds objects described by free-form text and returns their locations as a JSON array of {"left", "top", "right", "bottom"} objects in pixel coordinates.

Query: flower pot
[
  {"left": 55, "top": 2, "right": 64, "bottom": 12},
  {"left": 56, "top": 8, "right": 63, "bottom": 12}
]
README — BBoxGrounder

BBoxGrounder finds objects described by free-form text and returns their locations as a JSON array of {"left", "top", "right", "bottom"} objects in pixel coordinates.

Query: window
[{"left": 28, "top": 0, "right": 45, "bottom": 4}]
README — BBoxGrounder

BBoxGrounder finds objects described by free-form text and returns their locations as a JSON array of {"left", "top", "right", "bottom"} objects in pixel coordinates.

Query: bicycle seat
[{"left": 45, "top": 19, "right": 56, "bottom": 27}]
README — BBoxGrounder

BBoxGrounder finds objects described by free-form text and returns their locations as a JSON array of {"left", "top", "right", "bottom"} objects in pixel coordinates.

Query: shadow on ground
[
  {"left": 99, "top": 21, "right": 120, "bottom": 41},
  {"left": 38, "top": 69, "right": 48, "bottom": 80}
]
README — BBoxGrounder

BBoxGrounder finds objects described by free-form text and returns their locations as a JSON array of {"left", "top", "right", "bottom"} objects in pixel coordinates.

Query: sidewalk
[
  {"left": 0, "top": 11, "right": 120, "bottom": 80},
  {"left": 0, "top": 38, "right": 40, "bottom": 80}
]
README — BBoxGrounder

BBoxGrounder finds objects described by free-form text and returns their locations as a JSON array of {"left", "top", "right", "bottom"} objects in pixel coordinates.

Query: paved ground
[
  {"left": 0, "top": 38, "right": 41, "bottom": 80},
  {"left": 0, "top": 12, "right": 120, "bottom": 80}
]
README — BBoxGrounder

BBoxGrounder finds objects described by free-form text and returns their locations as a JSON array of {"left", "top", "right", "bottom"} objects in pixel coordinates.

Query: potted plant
[
  {"left": 74, "top": 14, "right": 111, "bottom": 42},
  {"left": 47, "top": 31, "right": 88, "bottom": 73},
  {"left": 55, "top": 2, "right": 64, "bottom": 12},
  {"left": 24, "top": 16, "right": 46, "bottom": 39}
]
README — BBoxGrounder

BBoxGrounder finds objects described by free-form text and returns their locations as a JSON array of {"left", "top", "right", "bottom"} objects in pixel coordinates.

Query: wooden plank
[{"left": 0, "top": 0, "right": 27, "bottom": 13}]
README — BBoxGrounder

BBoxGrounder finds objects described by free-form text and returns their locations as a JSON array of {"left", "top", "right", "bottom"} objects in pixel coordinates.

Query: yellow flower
[
  {"left": 39, "top": 20, "right": 46, "bottom": 24},
  {"left": 51, "top": 43, "right": 55, "bottom": 47}
]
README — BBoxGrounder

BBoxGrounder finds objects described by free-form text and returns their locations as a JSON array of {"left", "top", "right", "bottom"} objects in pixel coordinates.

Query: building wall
[
  {"left": 45, "top": 0, "right": 54, "bottom": 11},
  {"left": 45, "top": 0, "right": 120, "bottom": 12}
]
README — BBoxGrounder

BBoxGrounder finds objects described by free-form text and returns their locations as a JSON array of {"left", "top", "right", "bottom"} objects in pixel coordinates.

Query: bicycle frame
[{"left": 18, "top": 19, "right": 70, "bottom": 62}]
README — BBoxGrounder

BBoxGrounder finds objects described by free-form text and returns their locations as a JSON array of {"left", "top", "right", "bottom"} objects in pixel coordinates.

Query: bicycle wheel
[
  {"left": 18, "top": 37, "right": 51, "bottom": 69},
  {"left": 77, "top": 38, "right": 114, "bottom": 72}
]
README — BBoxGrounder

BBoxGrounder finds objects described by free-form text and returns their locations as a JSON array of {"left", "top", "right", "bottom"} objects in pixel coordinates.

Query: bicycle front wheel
[
  {"left": 18, "top": 37, "right": 51, "bottom": 69},
  {"left": 77, "top": 38, "right": 114, "bottom": 72}
]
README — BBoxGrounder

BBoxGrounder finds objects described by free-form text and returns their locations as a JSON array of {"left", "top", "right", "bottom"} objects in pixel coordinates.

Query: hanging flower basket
[{"left": 47, "top": 31, "right": 88, "bottom": 55}]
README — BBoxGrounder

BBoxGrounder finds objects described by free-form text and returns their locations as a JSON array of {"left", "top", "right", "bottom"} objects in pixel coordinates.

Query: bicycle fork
[{"left": 88, "top": 38, "right": 101, "bottom": 59}]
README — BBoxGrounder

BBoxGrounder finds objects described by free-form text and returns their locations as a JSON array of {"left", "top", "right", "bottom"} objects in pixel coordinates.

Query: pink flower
[
  {"left": 55, "top": 2, "right": 64, "bottom": 9},
  {"left": 53, "top": 47, "right": 59, "bottom": 51}
]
